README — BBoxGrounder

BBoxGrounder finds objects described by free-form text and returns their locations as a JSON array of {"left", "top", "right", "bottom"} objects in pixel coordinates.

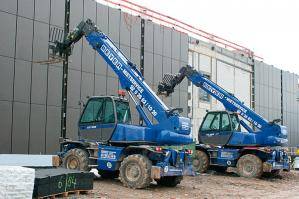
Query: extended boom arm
[
  {"left": 50, "top": 19, "right": 190, "bottom": 135},
  {"left": 158, "top": 65, "right": 280, "bottom": 132}
]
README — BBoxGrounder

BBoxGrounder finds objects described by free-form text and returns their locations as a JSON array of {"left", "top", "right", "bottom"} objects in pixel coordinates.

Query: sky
[{"left": 125, "top": 0, "right": 299, "bottom": 74}]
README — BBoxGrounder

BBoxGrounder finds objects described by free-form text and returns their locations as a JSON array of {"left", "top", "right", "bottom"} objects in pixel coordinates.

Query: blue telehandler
[
  {"left": 158, "top": 65, "right": 290, "bottom": 178},
  {"left": 49, "top": 19, "right": 194, "bottom": 188}
]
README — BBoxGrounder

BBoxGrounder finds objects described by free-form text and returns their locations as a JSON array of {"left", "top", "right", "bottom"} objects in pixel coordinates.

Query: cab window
[
  {"left": 80, "top": 98, "right": 104, "bottom": 123},
  {"left": 230, "top": 114, "right": 240, "bottom": 131},
  {"left": 201, "top": 113, "right": 220, "bottom": 131},
  {"left": 115, "top": 100, "right": 131, "bottom": 123},
  {"left": 221, "top": 113, "right": 231, "bottom": 131},
  {"left": 103, "top": 99, "right": 115, "bottom": 123}
]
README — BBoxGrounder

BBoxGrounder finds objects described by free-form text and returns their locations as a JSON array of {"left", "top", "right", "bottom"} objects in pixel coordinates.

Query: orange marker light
[{"left": 118, "top": 90, "right": 126, "bottom": 97}]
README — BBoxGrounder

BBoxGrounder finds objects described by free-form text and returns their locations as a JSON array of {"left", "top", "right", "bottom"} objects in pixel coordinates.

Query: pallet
[
  {"left": 37, "top": 190, "right": 90, "bottom": 199},
  {"left": 33, "top": 168, "right": 94, "bottom": 198}
]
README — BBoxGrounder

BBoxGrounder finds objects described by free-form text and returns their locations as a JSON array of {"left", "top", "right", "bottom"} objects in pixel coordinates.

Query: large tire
[
  {"left": 237, "top": 154, "right": 263, "bottom": 178},
  {"left": 119, "top": 154, "right": 152, "bottom": 189},
  {"left": 62, "top": 148, "right": 89, "bottom": 171},
  {"left": 98, "top": 170, "right": 119, "bottom": 179},
  {"left": 156, "top": 176, "right": 183, "bottom": 187},
  {"left": 192, "top": 150, "right": 209, "bottom": 173}
]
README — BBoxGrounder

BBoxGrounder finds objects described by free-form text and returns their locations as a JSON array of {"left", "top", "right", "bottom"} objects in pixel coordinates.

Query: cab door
[
  {"left": 199, "top": 112, "right": 221, "bottom": 145},
  {"left": 199, "top": 112, "right": 233, "bottom": 146},
  {"left": 79, "top": 97, "right": 116, "bottom": 142}
]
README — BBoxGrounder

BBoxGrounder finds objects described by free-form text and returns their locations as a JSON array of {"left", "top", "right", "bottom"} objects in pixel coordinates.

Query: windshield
[{"left": 115, "top": 100, "right": 131, "bottom": 124}]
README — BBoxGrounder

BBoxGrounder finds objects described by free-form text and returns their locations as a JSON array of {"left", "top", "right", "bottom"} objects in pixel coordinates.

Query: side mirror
[{"left": 78, "top": 100, "right": 85, "bottom": 107}]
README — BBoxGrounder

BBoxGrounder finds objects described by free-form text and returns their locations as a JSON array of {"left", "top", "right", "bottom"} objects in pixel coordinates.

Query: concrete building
[
  {"left": 0, "top": 0, "right": 298, "bottom": 155},
  {"left": 0, "top": 0, "right": 188, "bottom": 154},
  {"left": 187, "top": 38, "right": 299, "bottom": 147},
  {"left": 187, "top": 38, "right": 253, "bottom": 141}
]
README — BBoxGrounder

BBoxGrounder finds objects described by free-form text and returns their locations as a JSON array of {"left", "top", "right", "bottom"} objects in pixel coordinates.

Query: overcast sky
[{"left": 127, "top": 0, "right": 299, "bottom": 74}]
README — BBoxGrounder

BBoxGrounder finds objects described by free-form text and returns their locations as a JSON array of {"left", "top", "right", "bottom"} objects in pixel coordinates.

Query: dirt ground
[{"left": 79, "top": 171, "right": 299, "bottom": 199}]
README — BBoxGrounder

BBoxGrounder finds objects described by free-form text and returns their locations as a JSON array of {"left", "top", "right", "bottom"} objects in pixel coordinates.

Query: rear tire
[
  {"left": 62, "top": 148, "right": 89, "bottom": 171},
  {"left": 98, "top": 170, "right": 119, "bottom": 179},
  {"left": 237, "top": 154, "right": 263, "bottom": 178},
  {"left": 192, "top": 150, "right": 209, "bottom": 173},
  {"left": 119, "top": 154, "right": 152, "bottom": 189},
  {"left": 156, "top": 176, "right": 183, "bottom": 187}
]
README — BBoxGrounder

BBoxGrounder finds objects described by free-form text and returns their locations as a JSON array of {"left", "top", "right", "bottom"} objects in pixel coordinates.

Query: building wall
[
  {"left": 188, "top": 38, "right": 253, "bottom": 140},
  {"left": 0, "top": 0, "right": 188, "bottom": 154},
  {"left": 254, "top": 60, "right": 299, "bottom": 146}
]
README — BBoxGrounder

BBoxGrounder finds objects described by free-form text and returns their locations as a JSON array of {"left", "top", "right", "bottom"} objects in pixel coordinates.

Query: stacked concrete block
[{"left": 0, "top": 166, "right": 35, "bottom": 199}]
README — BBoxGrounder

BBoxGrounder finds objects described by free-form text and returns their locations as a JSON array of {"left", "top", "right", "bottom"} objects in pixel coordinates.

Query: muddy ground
[{"left": 78, "top": 171, "right": 299, "bottom": 199}]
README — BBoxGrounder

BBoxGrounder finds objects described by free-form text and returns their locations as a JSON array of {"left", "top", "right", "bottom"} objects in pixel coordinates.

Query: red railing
[{"left": 97, "top": 0, "right": 263, "bottom": 59}]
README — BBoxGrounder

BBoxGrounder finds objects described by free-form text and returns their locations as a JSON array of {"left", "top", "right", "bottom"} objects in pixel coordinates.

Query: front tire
[
  {"left": 119, "top": 154, "right": 152, "bottom": 189},
  {"left": 62, "top": 148, "right": 89, "bottom": 171},
  {"left": 156, "top": 176, "right": 183, "bottom": 187},
  {"left": 192, "top": 150, "right": 209, "bottom": 173},
  {"left": 237, "top": 154, "right": 263, "bottom": 178}
]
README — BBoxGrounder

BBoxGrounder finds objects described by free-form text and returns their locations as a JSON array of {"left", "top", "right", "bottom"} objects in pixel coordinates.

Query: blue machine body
[
  {"left": 158, "top": 65, "right": 290, "bottom": 171},
  {"left": 54, "top": 19, "right": 194, "bottom": 178}
]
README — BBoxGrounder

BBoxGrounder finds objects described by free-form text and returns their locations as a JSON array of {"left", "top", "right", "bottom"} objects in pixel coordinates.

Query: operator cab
[
  {"left": 199, "top": 111, "right": 241, "bottom": 146},
  {"left": 79, "top": 96, "right": 131, "bottom": 142}
]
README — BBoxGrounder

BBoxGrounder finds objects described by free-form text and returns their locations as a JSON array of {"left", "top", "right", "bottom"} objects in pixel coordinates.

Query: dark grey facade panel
[
  {"left": 35, "top": 0, "right": 50, "bottom": 23},
  {"left": 144, "top": 52, "right": 153, "bottom": 84},
  {"left": 18, "top": 0, "right": 34, "bottom": 19},
  {"left": 47, "top": 66, "right": 62, "bottom": 107},
  {"left": 120, "top": 45, "right": 130, "bottom": 59},
  {"left": 172, "top": 89, "right": 180, "bottom": 108},
  {"left": 69, "top": 0, "right": 83, "bottom": 29},
  {"left": 84, "top": 0, "right": 96, "bottom": 21},
  {"left": 180, "top": 33, "right": 188, "bottom": 63},
  {"left": 144, "top": 20, "right": 153, "bottom": 53},
  {"left": 0, "top": 101, "right": 12, "bottom": 153},
  {"left": 171, "top": 30, "right": 180, "bottom": 60},
  {"left": 16, "top": 17, "right": 33, "bottom": 61},
  {"left": 94, "top": 75, "right": 107, "bottom": 95},
  {"left": 179, "top": 90, "right": 188, "bottom": 117},
  {"left": 119, "top": 13, "right": 131, "bottom": 47},
  {"left": 95, "top": 54, "right": 107, "bottom": 76},
  {"left": 162, "top": 56, "right": 171, "bottom": 74},
  {"left": 66, "top": 108, "right": 80, "bottom": 140},
  {"left": 107, "top": 77, "right": 119, "bottom": 96},
  {"left": 153, "top": 54, "right": 162, "bottom": 85},
  {"left": 82, "top": 39, "right": 95, "bottom": 73},
  {"left": 29, "top": 104, "right": 46, "bottom": 154},
  {"left": 12, "top": 102, "right": 30, "bottom": 153},
  {"left": 46, "top": 105, "right": 61, "bottom": 154},
  {"left": 179, "top": 70, "right": 188, "bottom": 92},
  {"left": 153, "top": 24, "right": 163, "bottom": 55},
  {"left": 0, "top": 56, "right": 14, "bottom": 101},
  {"left": 131, "top": 47, "right": 140, "bottom": 67},
  {"left": 130, "top": 16, "right": 141, "bottom": 49},
  {"left": 0, "top": 0, "right": 17, "bottom": 14},
  {"left": 31, "top": 63, "right": 47, "bottom": 105},
  {"left": 33, "top": 21, "right": 49, "bottom": 61},
  {"left": 0, "top": 12, "right": 16, "bottom": 57},
  {"left": 67, "top": 69, "right": 81, "bottom": 108},
  {"left": 108, "top": 7, "right": 120, "bottom": 44},
  {"left": 171, "top": 59, "right": 179, "bottom": 73},
  {"left": 81, "top": 72, "right": 94, "bottom": 100},
  {"left": 96, "top": 3, "right": 109, "bottom": 33},
  {"left": 69, "top": 41, "right": 82, "bottom": 70},
  {"left": 163, "top": 27, "right": 171, "bottom": 58},
  {"left": 14, "top": 59, "right": 31, "bottom": 103},
  {"left": 50, "top": 0, "right": 65, "bottom": 28}
]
